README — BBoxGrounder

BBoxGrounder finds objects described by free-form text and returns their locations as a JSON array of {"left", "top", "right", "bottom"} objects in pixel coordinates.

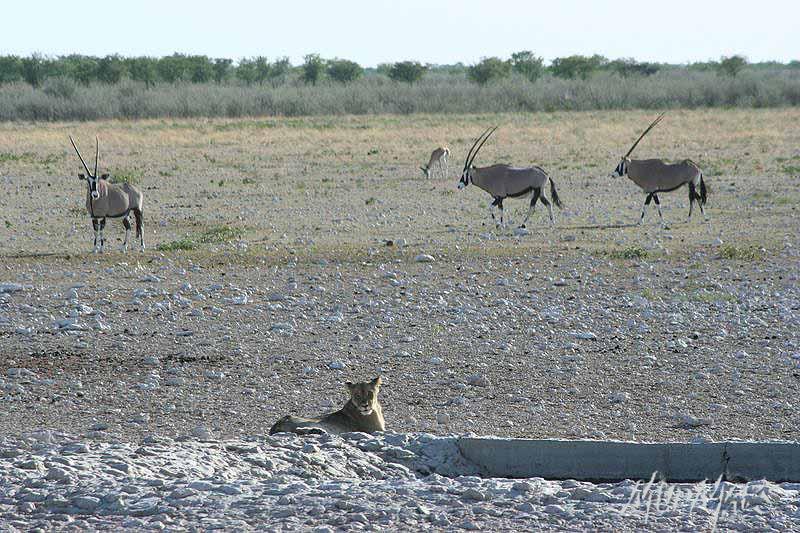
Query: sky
[{"left": 3, "top": 0, "right": 798, "bottom": 66}]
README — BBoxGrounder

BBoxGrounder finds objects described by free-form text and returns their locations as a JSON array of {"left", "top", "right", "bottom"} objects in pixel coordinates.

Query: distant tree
[
  {"left": 127, "top": 57, "right": 158, "bottom": 88},
  {"left": 607, "top": 58, "right": 660, "bottom": 77},
  {"left": 0, "top": 55, "right": 22, "bottom": 84},
  {"left": 157, "top": 53, "right": 189, "bottom": 83},
  {"left": 468, "top": 57, "right": 511, "bottom": 85},
  {"left": 96, "top": 54, "right": 126, "bottom": 84},
  {"left": 550, "top": 54, "right": 607, "bottom": 80},
  {"left": 388, "top": 61, "right": 427, "bottom": 84},
  {"left": 253, "top": 56, "right": 271, "bottom": 85},
  {"left": 212, "top": 58, "right": 233, "bottom": 84},
  {"left": 301, "top": 53, "right": 325, "bottom": 85},
  {"left": 186, "top": 55, "right": 214, "bottom": 83},
  {"left": 376, "top": 63, "right": 393, "bottom": 76},
  {"left": 61, "top": 54, "right": 97, "bottom": 86},
  {"left": 21, "top": 54, "right": 48, "bottom": 88},
  {"left": 510, "top": 51, "right": 544, "bottom": 82},
  {"left": 267, "top": 57, "right": 291, "bottom": 87},
  {"left": 327, "top": 59, "right": 363, "bottom": 83},
  {"left": 717, "top": 55, "right": 747, "bottom": 78},
  {"left": 236, "top": 58, "right": 258, "bottom": 85},
  {"left": 789, "top": 60, "right": 800, "bottom": 70}
]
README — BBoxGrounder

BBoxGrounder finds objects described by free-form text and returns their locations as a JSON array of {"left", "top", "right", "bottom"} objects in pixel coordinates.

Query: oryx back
[
  {"left": 474, "top": 164, "right": 549, "bottom": 198},
  {"left": 627, "top": 159, "right": 701, "bottom": 194}
]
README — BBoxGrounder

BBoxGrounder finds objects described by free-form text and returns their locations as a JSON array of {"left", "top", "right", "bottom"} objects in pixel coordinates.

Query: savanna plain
[
  {"left": 1, "top": 108, "right": 799, "bottom": 441},
  {"left": 0, "top": 109, "right": 799, "bottom": 529}
]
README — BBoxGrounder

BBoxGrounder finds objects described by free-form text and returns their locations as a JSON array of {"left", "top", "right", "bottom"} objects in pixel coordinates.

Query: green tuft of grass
[
  {"left": 365, "top": 197, "right": 377, "bottom": 205},
  {"left": 607, "top": 246, "right": 648, "bottom": 260},
  {"left": 111, "top": 168, "right": 144, "bottom": 186},
  {"left": 156, "top": 225, "right": 246, "bottom": 252},
  {"left": 197, "top": 226, "right": 245, "bottom": 243},
  {"left": 156, "top": 238, "right": 197, "bottom": 251},
  {"left": 781, "top": 165, "right": 800, "bottom": 175},
  {"left": 718, "top": 244, "right": 764, "bottom": 261}
]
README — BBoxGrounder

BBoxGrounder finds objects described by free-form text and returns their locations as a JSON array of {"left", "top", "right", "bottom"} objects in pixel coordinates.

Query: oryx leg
[
  {"left": 639, "top": 194, "right": 653, "bottom": 225},
  {"left": 489, "top": 197, "right": 499, "bottom": 226},
  {"left": 688, "top": 183, "right": 696, "bottom": 221},
  {"left": 121, "top": 216, "right": 131, "bottom": 252},
  {"left": 99, "top": 218, "right": 107, "bottom": 253},
  {"left": 520, "top": 188, "right": 541, "bottom": 228},
  {"left": 498, "top": 198, "right": 506, "bottom": 228},
  {"left": 92, "top": 218, "right": 100, "bottom": 253},
  {"left": 540, "top": 194, "right": 554, "bottom": 225},
  {"left": 442, "top": 154, "right": 448, "bottom": 178},
  {"left": 652, "top": 194, "right": 665, "bottom": 226}
]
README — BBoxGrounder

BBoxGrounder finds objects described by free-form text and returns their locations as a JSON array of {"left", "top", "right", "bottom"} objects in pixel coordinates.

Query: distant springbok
[
  {"left": 69, "top": 136, "right": 145, "bottom": 253},
  {"left": 420, "top": 146, "right": 450, "bottom": 178},
  {"left": 458, "top": 127, "right": 562, "bottom": 228},
  {"left": 611, "top": 112, "right": 708, "bottom": 225}
]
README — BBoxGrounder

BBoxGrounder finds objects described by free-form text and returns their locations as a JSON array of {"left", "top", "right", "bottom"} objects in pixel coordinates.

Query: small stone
[
  {"left": 467, "top": 374, "right": 491, "bottom": 387},
  {"left": 191, "top": 426, "right": 213, "bottom": 440},
  {"left": 328, "top": 361, "right": 346, "bottom": 370},
  {"left": 414, "top": 254, "right": 435, "bottom": 263}
]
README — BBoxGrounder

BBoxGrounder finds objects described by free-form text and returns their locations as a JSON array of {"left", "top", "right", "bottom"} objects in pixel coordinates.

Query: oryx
[
  {"left": 420, "top": 146, "right": 450, "bottom": 178},
  {"left": 611, "top": 112, "right": 708, "bottom": 225},
  {"left": 458, "top": 127, "right": 562, "bottom": 228},
  {"left": 69, "top": 136, "right": 145, "bottom": 253}
]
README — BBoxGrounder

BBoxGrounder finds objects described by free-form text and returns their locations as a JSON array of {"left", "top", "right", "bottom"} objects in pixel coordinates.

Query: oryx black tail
[{"left": 549, "top": 178, "right": 563, "bottom": 209}]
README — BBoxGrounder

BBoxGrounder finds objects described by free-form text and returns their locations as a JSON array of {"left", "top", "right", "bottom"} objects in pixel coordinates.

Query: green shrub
[
  {"left": 468, "top": 57, "right": 511, "bottom": 85},
  {"left": 327, "top": 59, "right": 363, "bottom": 83},
  {"left": 511, "top": 51, "right": 544, "bottom": 83},
  {"left": 388, "top": 61, "right": 427, "bottom": 84}
]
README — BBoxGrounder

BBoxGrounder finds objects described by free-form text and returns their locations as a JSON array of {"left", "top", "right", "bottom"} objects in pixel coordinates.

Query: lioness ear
[
  {"left": 78, "top": 173, "right": 85, "bottom": 180},
  {"left": 371, "top": 376, "right": 382, "bottom": 387}
]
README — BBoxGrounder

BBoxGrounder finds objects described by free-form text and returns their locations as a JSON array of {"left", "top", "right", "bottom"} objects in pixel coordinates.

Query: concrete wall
[{"left": 457, "top": 438, "right": 800, "bottom": 482}]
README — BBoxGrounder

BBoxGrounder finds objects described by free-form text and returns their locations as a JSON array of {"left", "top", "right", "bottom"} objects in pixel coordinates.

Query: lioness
[{"left": 269, "top": 377, "right": 385, "bottom": 435}]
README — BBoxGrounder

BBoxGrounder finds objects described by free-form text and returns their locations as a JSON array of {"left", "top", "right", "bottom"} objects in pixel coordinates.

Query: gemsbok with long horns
[
  {"left": 458, "top": 127, "right": 562, "bottom": 228},
  {"left": 420, "top": 146, "right": 450, "bottom": 178},
  {"left": 69, "top": 136, "right": 145, "bottom": 253},
  {"left": 611, "top": 112, "right": 708, "bottom": 225}
]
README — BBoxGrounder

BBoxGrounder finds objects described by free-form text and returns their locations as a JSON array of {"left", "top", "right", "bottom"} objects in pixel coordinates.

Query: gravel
[{"left": 1, "top": 430, "right": 797, "bottom": 531}]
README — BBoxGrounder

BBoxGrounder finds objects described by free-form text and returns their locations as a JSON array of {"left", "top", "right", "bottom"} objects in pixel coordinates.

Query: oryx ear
[
  {"left": 420, "top": 167, "right": 425, "bottom": 171},
  {"left": 345, "top": 381, "right": 354, "bottom": 391},
  {"left": 101, "top": 173, "right": 109, "bottom": 180},
  {"left": 371, "top": 376, "right": 382, "bottom": 388},
  {"left": 78, "top": 173, "right": 85, "bottom": 180}
]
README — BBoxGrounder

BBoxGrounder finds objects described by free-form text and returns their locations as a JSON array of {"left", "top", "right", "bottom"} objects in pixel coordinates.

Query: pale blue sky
[{"left": 4, "top": 0, "right": 797, "bottom": 65}]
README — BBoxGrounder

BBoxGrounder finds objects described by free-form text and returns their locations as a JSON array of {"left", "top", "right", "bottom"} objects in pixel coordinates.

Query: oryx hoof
[{"left": 518, "top": 224, "right": 526, "bottom": 229}]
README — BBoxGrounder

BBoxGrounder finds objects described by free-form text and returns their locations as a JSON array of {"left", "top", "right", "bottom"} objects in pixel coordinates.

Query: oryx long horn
[
  {"left": 467, "top": 125, "right": 498, "bottom": 168},
  {"left": 463, "top": 127, "right": 493, "bottom": 170},
  {"left": 94, "top": 136, "right": 99, "bottom": 177},
  {"left": 69, "top": 135, "right": 93, "bottom": 177},
  {"left": 624, "top": 112, "right": 666, "bottom": 158}
]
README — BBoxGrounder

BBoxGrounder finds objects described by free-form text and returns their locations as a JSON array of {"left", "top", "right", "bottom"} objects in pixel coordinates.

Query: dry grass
[{"left": 0, "top": 109, "right": 798, "bottom": 262}]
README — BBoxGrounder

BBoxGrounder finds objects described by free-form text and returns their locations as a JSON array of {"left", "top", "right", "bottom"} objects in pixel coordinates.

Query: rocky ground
[
  {"left": 1, "top": 430, "right": 798, "bottom": 531},
  {"left": 0, "top": 110, "right": 798, "bottom": 529}
]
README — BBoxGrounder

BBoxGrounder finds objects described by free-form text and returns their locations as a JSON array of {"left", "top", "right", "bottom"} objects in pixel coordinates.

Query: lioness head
[{"left": 346, "top": 376, "right": 382, "bottom": 416}]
